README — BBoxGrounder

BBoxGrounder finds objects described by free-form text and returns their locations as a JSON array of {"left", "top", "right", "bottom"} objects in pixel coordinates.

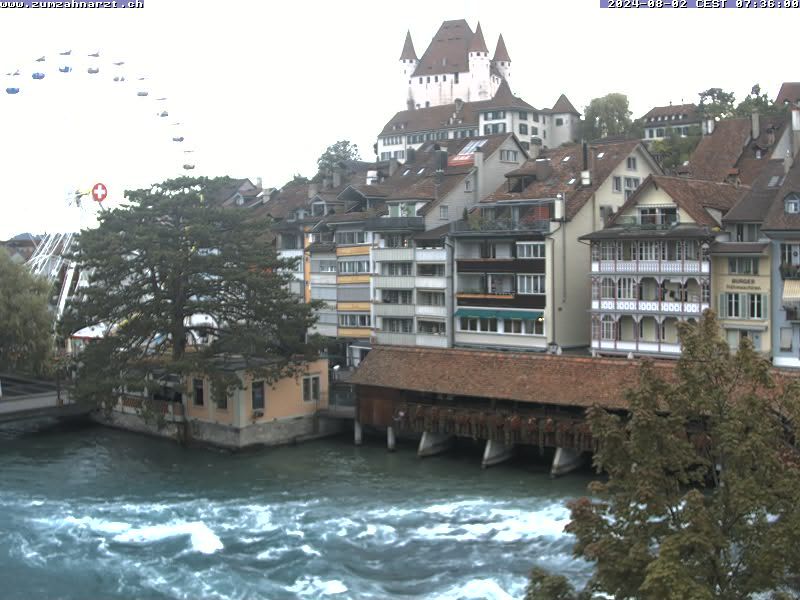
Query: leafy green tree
[
  {"left": 734, "top": 83, "right": 784, "bottom": 119},
  {"left": 650, "top": 125, "right": 702, "bottom": 173},
  {"left": 529, "top": 311, "right": 800, "bottom": 599},
  {"left": 698, "top": 87, "right": 736, "bottom": 120},
  {"left": 316, "top": 140, "right": 361, "bottom": 176},
  {"left": 287, "top": 173, "right": 310, "bottom": 185},
  {"left": 582, "top": 93, "right": 634, "bottom": 140},
  {"left": 61, "top": 176, "right": 323, "bottom": 405},
  {"left": 0, "top": 250, "right": 52, "bottom": 375}
]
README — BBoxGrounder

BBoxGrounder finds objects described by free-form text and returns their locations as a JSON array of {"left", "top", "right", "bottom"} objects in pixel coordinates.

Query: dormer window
[
  {"left": 597, "top": 152, "right": 605, "bottom": 159},
  {"left": 785, "top": 193, "right": 800, "bottom": 214},
  {"left": 562, "top": 155, "right": 570, "bottom": 162}
]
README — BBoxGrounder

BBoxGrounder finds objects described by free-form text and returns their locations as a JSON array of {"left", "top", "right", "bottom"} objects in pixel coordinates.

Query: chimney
[
  {"left": 322, "top": 176, "right": 330, "bottom": 190},
  {"left": 704, "top": 118, "right": 715, "bottom": 136},
  {"left": 308, "top": 183, "right": 319, "bottom": 199},
  {"left": 256, "top": 176, "right": 263, "bottom": 189},
  {"left": 751, "top": 111, "right": 760, "bottom": 141},
  {"left": 406, "top": 147, "right": 416, "bottom": 164},
  {"left": 473, "top": 147, "right": 485, "bottom": 199},
  {"left": 529, "top": 138, "right": 542, "bottom": 159},
  {"left": 785, "top": 149, "right": 793, "bottom": 175},
  {"left": 388, "top": 158, "right": 399, "bottom": 177},
  {"left": 333, "top": 168, "right": 342, "bottom": 188},
  {"left": 435, "top": 149, "right": 448, "bottom": 173},
  {"left": 581, "top": 142, "right": 591, "bottom": 187}
]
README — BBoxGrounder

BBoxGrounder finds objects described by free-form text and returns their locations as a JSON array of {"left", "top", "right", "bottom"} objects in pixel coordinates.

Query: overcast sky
[{"left": 0, "top": 0, "right": 791, "bottom": 239}]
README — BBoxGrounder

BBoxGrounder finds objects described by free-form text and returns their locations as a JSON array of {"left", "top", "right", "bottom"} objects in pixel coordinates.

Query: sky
[{"left": 0, "top": 0, "right": 793, "bottom": 239}]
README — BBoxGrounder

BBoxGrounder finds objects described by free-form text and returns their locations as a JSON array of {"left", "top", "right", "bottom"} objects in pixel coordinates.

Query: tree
[
  {"left": 287, "top": 173, "right": 310, "bottom": 186},
  {"left": 316, "top": 140, "right": 361, "bottom": 176},
  {"left": 529, "top": 312, "right": 800, "bottom": 599},
  {"left": 734, "top": 83, "right": 784, "bottom": 119},
  {"left": 0, "top": 250, "right": 52, "bottom": 375},
  {"left": 650, "top": 125, "right": 702, "bottom": 173},
  {"left": 582, "top": 93, "right": 634, "bottom": 141},
  {"left": 698, "top": 87, "right": 736, "bottom": 121},
  {"left": 61, "top": 176, "right": 323, "bottom": 405}
]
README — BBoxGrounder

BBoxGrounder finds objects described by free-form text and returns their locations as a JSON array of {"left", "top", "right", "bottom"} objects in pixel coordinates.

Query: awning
[
  {"left": 455, "top": 308, "right": 543, "bottom": 320},
  {"left": 783, "top": 280, "right": 800, "bottom": 305}
]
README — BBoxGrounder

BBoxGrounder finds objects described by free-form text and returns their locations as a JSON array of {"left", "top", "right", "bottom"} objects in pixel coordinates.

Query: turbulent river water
[{"left": 0, "top": 421, "right": 595, "bottom": 599}]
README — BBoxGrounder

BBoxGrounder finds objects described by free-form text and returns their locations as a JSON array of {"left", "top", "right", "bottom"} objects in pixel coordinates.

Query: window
[
  {"left": 459, "top": 317, "right": 498, "bottom": 332},
  {"left": 434, "top": 75, "right": 438, "bottom": 82},
  {"left": 380, "top": 152, "right": 391, "bottom": 160},
  {"left": 647, "top": 129, "right": 654, "bottom": 139},
  {"left": 418, "top": 263, "right": 445, "bottom": 277},
  {"left": 500, "top": 149, "right": 518, "bottom": 161},
  {"left": 385, "top": 234, "right": 410, "bottom": 248},
  {"left": 418, "top": 320, "right": 446, "bottom": 335},
  {"left": 318, "top": 261, "right": 336, "bottom": 273},
  {"left": 736, "top": 223, "right": 760, "bottom": 242},
  {"left": 454, "top": 72, "right": 459, "bottom": 84},
  {"left": 484, "top": 123, "right": 506, "bottom": 134},
  {"left": 383, "top": 262, "right": 412, "bottom": 276},
  {"left": 335, "top": 231, "right": 367, "bottom": 245},
  {"left": 786, "top": 194, "right": 800, "bottom": 214},
  {"left": 719, "top": 293, "right": 766, "bottom": 320},
  {"left": 464, "top": 179, "right": 472, "bottom": 192},
  {"left": 601, "top": 278, "right": 615, "bottom": 299},
  {"left": 426, "top": 76, "right": 430, "bottom": 83},
  {"left": 555, "top": 117, "right": 564, "bottom": 126},
  {"left": 601, "top": 316, "right": 616, "bottom": 340},
  {"left": 216, "top": 389, "right": 228, "bottom": 410},
  {"left": 781, "top": 327, "right": 793, "bottom": 351},
  {"left": 519, "top": 111, "right": 528, "bottom": 120},
  {"left": 193, "top": 378, "right": 204, "bottom": 406},
  {"left": 656, "top": 128, "right": 665, "bottom": 137},
  {"left": 338, "top": 260, "right": 370, "bottom": 274},
  {"left": 613, "top": 176, "right": 622, "bottom": 193},
  {"left": 502, "top": 317, "right": 545, "bottom": 335},
  {"left": 382, "top": 289, "right": 412, "bottom": 304},
  {"left": 338, "top": 314, "right": 371, "bottom": 327},
  {"left": 600, "top": 241, "right": 618, "bottom": 260},
  {"left": 516, "top": 242, "right": 545, "bottom": 258},
  {"left": 749, "top": 294, "right": 763, "bottom": 319},
  {"left": 418, "top": 291, "right": 445, "bottom": 305},
  {"left": 303, "top": 375, "right": 320, "bottom": 403},
  {"left": 251, "top": 381, "right": 265, "bottom": 410},
  {"left": 638, "top": 207, "right": 677, "bottom": 226},
  {"left": 439, "top": 205, "right": 449, "bottom": 220},
  {"left": 531, "top": 127, "right": 538, "bottom": 136},
  {"left": 627, "top": 157, "right": 637, "bottom": 170},
  {"left": 533, "top": 113, "right": 539, "bottom": 122},
  {"left": 383, "top": 318, "right": 413, "bottom": 333},
  {"left": 624, "top": 177, "right": 640, "bottom": 190},
  {"left": 617, "top": 277, "right": 635, "bottom": 299},
  {"left": 521, "top": 141, "right": 530, "bottom": 150},
  {"left": 484, "top": 110, "right": 506, "bottom": 120},
  {"left": 728, "top": 258, "right": 758, "bottom": 275},
  {"left": 517, "top": 274, "right": 545, "bottom": 294},
  {"left": 519, "top": 123, "right": 528, "bottom": 135}
]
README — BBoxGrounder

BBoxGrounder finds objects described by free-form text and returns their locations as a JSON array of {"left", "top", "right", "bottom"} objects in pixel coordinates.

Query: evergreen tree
[
  {"left": 0, "top": 249, "right": 52, "bottom": 375},
  {"left": 528, "top": 312, "right": 800, "bottom": 599},
  {"left": 61, "top": 176, "right": 322, "bottom": 405}
]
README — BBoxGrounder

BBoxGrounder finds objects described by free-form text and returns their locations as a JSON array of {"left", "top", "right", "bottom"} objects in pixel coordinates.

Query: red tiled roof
[
  {"left": 688, "top": 118, "right": 752, "bottom": 182},
  {"left": 640, "top": 103, "right": 700, "bottom": 123},
  {"left": 492, "top": 34, "right": 510, "bottom": 62},
  {"left": 762, "top": 154, "right": 800, "bottom": 231},
  {"left": 351, "top": 346, "right": 677, "bottom": 410},
  {"left": 608, "top": 175, "right": 746, "bottom": 228},
  {"left": 551, "top": 94, "right": 579, "bottom": 116},
  {"left": 485, "top": 139, "right": 650, "bottom": 220},
  {"left": 413, "top": 19, "right": 474, "bottom": 77},
  {"left": 468, "top": 22, "right": 488, "bottom": 53},
  {"left": 776, "top": 82, "right": 800, "bottom": 107},
  {"left": 400, "top": 30, "right": 417, "bottom": 61}
]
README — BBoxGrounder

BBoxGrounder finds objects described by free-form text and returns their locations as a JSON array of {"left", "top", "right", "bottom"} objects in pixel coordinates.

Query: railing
[
  {"left": 591, "top": 339, "right": 681, "bottom": 355},
  {"left": 591, "top": 299, "right": 708, "bottom": 314},
  {"left": 591, "top": 260, "right": 709, "bottom": 274},
  {"left": 363, "top": 217, "right": 425, "bottom": 231},
  {"left": 780, "top": 264, "right": 800, "bottom": 280},
  {"left": 450, "top": 218, "right": 550, "bottom": 234},
  {"left": 614, "top": 216, "right": 678, "bottom": 229}
]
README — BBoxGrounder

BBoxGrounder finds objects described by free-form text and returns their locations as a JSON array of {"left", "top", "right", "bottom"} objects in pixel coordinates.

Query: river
[{"left": 0, "top": 421, "right": 594, "bottom": 599}]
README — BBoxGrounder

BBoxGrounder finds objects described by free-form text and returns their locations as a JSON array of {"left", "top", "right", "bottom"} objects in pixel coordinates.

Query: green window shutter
[
  {"left": 763, "top": 294, "right": 768, "bottom": 320},
  {"left": 719, "top": 294, "right": 726, "bottom": 318}
]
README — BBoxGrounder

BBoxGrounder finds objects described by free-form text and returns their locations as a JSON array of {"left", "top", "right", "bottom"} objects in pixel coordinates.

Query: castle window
[
  {"left": 426, "top": 76, "right": 430, "bottom": 83},
  {"left": 419, "top": 78, "right": 422, "bottom": 84},
  {"left": 555, "top": 118, "right": 564, "bottom": 127},
  {"left": 519, "top": 123, "right": 528, "bottom": 135},
  {"left": 454, "top": 72, "right": 459, "bottom": 83},
  {"left": 443, "top": 74, "right": 447, "bottom": 81},
  {"left": 519, "top": 111, "right": 528, "bottom": 120}
]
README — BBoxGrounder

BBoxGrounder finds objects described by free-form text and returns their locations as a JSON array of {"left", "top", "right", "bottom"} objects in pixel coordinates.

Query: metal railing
[{"left": 451, "top": 218, "right": 550, "bottom": 233}]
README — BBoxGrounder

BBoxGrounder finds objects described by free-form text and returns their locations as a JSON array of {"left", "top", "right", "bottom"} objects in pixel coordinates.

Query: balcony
[
  {"left": 591, "top": 299, "right": 709, "bottom": 315},
  {"left": 416, "top": 333, "right": 449, "bottom": 348},
  {"left": 451, "top": 218, "right": 550, "bottom": 235},
  {"left": 591, "top": 259, "right": 709, "bottom": 274},
  {"left": 363, "top": 217, "right": 425, "bottom": 231},
  {"left": 373, "top": 247, "right": 414, "bottom": 262},
  {"left": 373, "top": 275, "right": 416, "bottom": 289},
  {"left": 416, "top": 304, "right": 447, "bottom": 318},
  {"left": 415, "top": 276, "right": 446, "bottom": 289},
  {"left": 613, "top": 216, "right": 679, "bottom": 230},
  {"left": 415, "top": 248, "right": 447, "bottom": 262},
  {"left": 592, "top": 339, "right": 681, "bottom": 355},
  {"left": 457, "top": 292, "right": 515, "bottom": 301},
  {"left": 374, "top": 303, "right": 415, "bottom": 317},
  {"left": 781, "top": 264, "right": 800, "bottom": 280},
  {"left": 374, "top": 331, "right": 416, "bottom": 346},
  {"left": 458, "top": 258, "right": 545, "bottom": 273}
]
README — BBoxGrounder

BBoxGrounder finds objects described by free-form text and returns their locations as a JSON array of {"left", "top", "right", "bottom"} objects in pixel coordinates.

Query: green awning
[{"left": 455, "top": 308, "right": 543, "bottom": 320}]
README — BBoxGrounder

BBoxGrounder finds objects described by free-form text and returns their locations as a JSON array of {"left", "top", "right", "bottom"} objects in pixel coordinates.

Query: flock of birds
[{"left": 2, "top": 49, "right": 197, "bottom": 171}]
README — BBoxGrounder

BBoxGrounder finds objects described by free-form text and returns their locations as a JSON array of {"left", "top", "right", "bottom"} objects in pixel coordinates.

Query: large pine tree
[{"left": 62, "top": 176, "right": 322, "bottom": 404}]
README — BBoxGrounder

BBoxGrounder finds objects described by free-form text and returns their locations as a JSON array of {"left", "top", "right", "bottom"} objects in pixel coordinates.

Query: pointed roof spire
[
  {"left": 552, "top": 93, "right": 580, "bottom": 116},
  {"left": 468, "top": 22, "right": 489, "bottom": 53},
  {"left": 493, "top": 34, "right": 511, "bottom": 62},
  {"left": 400, "top": 30, "right": 418, "bottom": 61}
]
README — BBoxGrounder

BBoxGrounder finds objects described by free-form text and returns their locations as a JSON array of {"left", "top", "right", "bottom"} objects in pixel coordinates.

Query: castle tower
[
  {"left": 399, "top": 30, "right": 418, "bottom": 110},
  {"left": 467, "top": 22, "right": 491, "bottom": 102},
  {"left": 492, "top": 34, "right": 511, "bottom": 83}
]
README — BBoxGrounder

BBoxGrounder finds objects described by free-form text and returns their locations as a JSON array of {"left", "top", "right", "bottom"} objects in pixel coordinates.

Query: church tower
[
  {"left": 492, "top": 34, "right": 511, "bottom": 83},
  {"left": 399, "top": 30, "right": 418, "bottom": 110},
  {"left": 467, "top": 22, "right": 490, "bottom": 102}
]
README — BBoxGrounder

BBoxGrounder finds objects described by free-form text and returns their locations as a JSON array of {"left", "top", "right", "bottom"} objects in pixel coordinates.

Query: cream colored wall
[
  {"left": 615, "top": 185, "right": 696, "bottom": 224},
  {"left": 592, "top": 146, "right": 659, "bottom": 230}
]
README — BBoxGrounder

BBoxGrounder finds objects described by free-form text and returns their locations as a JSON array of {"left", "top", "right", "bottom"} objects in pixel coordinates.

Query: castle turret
[
  {"left": 400, "top": 30, "right": 419, "bottom": 110},
  {"left": 467, "top": 22, "right": 491, "bottom": 101},
  {"left": 492, "top": 34, "right": 511, "bottom": 83}
]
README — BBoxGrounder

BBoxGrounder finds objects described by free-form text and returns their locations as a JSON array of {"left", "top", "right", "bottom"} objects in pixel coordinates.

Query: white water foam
[
  {"left": 431, "top": 578, "right": 519, "bottom": 600},
  {"left": 62, "top": 515, "right": 132, "bottom": 535},
  {"left": 256, "top": 545, "right": 291, "bottom": 561},
  {"left": 113, "top": 521, "right": 223, "bottom": 554},
  {"left": 300, "top": 544, "right": 321, "bottom": 557},
  {"left": 287, "top": 576, "right": 348, "bottom": 597}
]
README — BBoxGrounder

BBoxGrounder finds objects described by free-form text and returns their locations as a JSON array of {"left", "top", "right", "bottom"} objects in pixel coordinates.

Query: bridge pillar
[
  {"left": 417, "top": 431, "right": 453, "bottom": 458},
  {"left": 550, "top": 447, "right": 586, "bottom": 478},
  {"left": 354, "top": 420, "right": 363, "bottom": 446},
  {"left": 481, "top": 439, "right": 514, "bottom": 468},
  {"left": 387, "top": 425, "right": 396, "bottom": 452}
]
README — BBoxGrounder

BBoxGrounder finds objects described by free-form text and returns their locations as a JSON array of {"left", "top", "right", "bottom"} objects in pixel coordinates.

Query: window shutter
[
  {"left": 762, "top": 294, "right": 768, "bottom": 320},
  {"left": 719, "top": 294, "right": 726, "bottom": 318}
]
